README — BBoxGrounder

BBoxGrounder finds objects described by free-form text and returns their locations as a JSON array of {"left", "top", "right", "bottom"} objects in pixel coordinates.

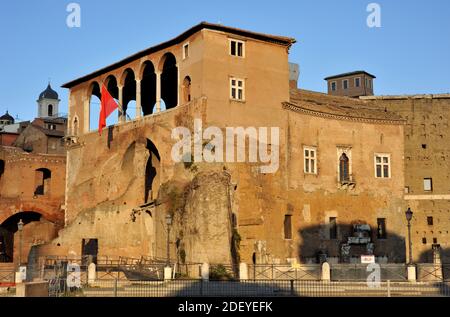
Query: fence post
[
  {"left": 113, "top": 278, "right": 118, "bottom": 297},
  {"left": 387, "top": 280, "right": 391, "bottom": 297},
  {"left": 321, "top": 262, "right": 331, "bottom": 282},
  {"left": 239, "top": 263, "right": 248, "bottom": 281}
]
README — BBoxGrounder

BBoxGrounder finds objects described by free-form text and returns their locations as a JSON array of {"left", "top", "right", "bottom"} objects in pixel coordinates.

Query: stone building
[
  {"left": 361, "top": 93, "right": 450, "bottom": 263},
  {"left": 0, "top": 84, "right": 66, "bottom": 264},
  {"left": 327, "top": 71, "right": 450, "bottom": 263},
  {"left": 33, "top": 22, "right": 409, "bottom": 266},
  {"left": 325, "top": 71, "right": 375, "bottom": 98}
]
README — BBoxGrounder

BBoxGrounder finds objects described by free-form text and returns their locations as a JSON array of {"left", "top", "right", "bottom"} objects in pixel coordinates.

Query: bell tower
[{"left": 37, "top": 83, "right": 60, "bottom": 118}]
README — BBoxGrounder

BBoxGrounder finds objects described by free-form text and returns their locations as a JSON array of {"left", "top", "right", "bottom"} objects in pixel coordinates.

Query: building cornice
[{"left": 282, "top": 101, "right": 406, "bottom": 125}]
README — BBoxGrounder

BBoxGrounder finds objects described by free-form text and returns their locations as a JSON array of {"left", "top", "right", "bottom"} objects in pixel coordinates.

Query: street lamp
[
  {"left": 165, "top": 214, "right": 173, "bottom": 266},
  {"left": 405, "top": 208, "right": 413, "bottom": 265},
  {"left": 17, "top": 219, "right": 24, "bottom": 266}
]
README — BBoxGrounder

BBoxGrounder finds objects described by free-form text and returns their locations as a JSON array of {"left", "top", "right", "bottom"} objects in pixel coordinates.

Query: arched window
[
  {"left": 34, "top": 168, "right": 51, "bottom": 196},
  {"left": 48, "top": 104, "right": 53, "bottom": 117},
  {"left": 339, "top": 153, "right": 349, "bottom": 183},
  {"left": 160, "top": 53, "right": 178, "bottom": 109},
  {"left": 182, "top": 76, "right": 191, "bottom": 103}
]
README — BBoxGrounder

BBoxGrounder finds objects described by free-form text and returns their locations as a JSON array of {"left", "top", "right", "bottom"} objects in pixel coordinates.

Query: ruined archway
[
  {"left": 140, "top": 61, "right": 157, "bottom": 116},
  {"left": 144, "top": 139, "right": 161, "bottom": 203},
  {"left": 160, "top": 53, "right": 178, "bottom": 110},
  {"left": 88, "top": 81, "right": 101, "bottom": 131},
  {"left": 0, "top": 211, "right": 58, "bottom": 263}
]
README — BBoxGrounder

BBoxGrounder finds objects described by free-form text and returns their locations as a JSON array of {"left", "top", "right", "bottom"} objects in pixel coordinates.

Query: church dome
[
  {"left": 39, "top": 83, "right": 59, "bottom": 100},
  {"left": 0, "top": 111, "right": 14, "bottom": 124}
]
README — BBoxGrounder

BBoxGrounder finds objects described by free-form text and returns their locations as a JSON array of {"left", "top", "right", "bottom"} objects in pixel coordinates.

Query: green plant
[{"left": 209, "top": 264, "right": 234, "bottom": 281}]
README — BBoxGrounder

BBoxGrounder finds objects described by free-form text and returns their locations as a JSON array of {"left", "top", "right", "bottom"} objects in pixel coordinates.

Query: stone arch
[
  {"left": 182, "top": 76, "right": 191, "bottom": 103},
  {"left": 120, "top": 68, "right": 136, "bottom": 118},
  {"left": 140, "top": 61, "right": 157, "bottom": 116},
  {"left": 88, "top": 81, "right": 101, "bottom": 131},
  {"left": 144, "top": 139, "right": 161, "bottom": 203},
  {"left": 103, "top": 75, "right": 119, "bottom": 125},
  {"left": 0, "top": 211, "right": 59, "bottom": 263},
  {"left": 159, "top": 53, "right": 178, "bottom": 110}
]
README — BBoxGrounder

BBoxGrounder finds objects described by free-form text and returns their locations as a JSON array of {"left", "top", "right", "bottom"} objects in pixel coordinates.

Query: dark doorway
[
  {"left": 161, "top": 53, "right": 178, "bottom": 109},
  {"left": 144, "top": 139, "right": 161, "bottom": 203},
  {"left": 81, "top": 238, "right": 98, "bottom": 265}
]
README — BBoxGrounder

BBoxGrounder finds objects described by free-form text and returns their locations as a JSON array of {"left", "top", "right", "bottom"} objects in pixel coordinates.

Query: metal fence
[
  {"left": 47, "top": 279, "right": 450, "bottom": 297},
  {"left": 330, "top": 263, "right": 408, "bottom": 281},
  {"left": 248, "top": 265, "right": 321, "bottom": 280}
]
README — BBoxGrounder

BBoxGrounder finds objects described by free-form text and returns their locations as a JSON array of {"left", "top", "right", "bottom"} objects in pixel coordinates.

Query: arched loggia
[
  {"left": 160, "top": 53, "right": 178, "bottom": 110},
  {"left": 104, "top": 75, "right": 119, "bottom": 126},
  {"left": 88, "top": 81, "right": 101, "bottom": 131},
  {"left": 140, "top": 61, "right": 157, "bottom": 116},
  {"left": 121, "top": 68, "right": 136, "bottom": 119}
]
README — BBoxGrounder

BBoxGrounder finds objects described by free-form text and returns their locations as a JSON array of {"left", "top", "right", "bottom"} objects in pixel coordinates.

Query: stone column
[
  {"left": 176, "top": 63, "right": 180, "bottom": 107},
  {"left": 321, "top": 262, "right": 331, "bottom": 281},
  {"left": 156, "top": 71, "right": 162, "bottom": 113},
  {"left": 118, "top": 85, "right": 124, "bottom": 122},
  {"left": 201, "top": 263, "right": 209, "bottom": 281},
  {"left": 407, "top": 265, "right": 416, "bottom": 282},
  {"left": 135, "top": 79, "right": 142, "bottom": 118},
  {"left": 88, "top": 263, "right": 96, "bottom": 285},
  {"left": 239, "top": 263, "right": 248, "bottom": 280},
  {"left": 164, "top": 266, "right": 172, "bottom": 281}
]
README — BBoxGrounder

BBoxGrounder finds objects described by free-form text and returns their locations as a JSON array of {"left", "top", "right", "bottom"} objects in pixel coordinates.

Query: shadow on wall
[
  {"left": 297, "top": 222, "right": 406, "bottom": 263},
  {"left": 419, "top": 246, "right": 450, "bottom": 264}
]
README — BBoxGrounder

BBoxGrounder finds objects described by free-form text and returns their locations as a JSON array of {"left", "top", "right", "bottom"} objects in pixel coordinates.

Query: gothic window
[{"left": 339, "top": 153, "right": 350, "bottom": 182}]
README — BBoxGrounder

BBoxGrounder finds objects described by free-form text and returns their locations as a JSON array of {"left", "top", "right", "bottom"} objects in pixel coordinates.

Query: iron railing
[{"left": 47, "top": 279, "right": 450, "bottom": 298}]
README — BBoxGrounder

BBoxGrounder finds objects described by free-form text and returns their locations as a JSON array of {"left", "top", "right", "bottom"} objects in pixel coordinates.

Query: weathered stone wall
[{"left": 363, "top": 95, "right": 450, "bottom": 262}]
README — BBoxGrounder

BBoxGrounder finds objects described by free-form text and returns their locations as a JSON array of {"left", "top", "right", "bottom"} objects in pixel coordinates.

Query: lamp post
[
  {"left": 17, "top": 219, "right": 24, "bottom": 266},
  {"left": 165, "top": 214, "right": 172, "bottom": 266},
  {"left": 405, "top": 208, "right": 413, "bottom": 265}
]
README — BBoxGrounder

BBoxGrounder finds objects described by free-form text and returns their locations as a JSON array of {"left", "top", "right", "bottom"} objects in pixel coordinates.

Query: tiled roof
[{"left": 286, "top": 89, "right": 404, "bottom": 124}]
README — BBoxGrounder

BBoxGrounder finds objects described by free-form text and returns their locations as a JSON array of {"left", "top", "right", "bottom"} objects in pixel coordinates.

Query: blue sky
[{"left": 0, "top": 0, "right": 449, "bottom": 121}]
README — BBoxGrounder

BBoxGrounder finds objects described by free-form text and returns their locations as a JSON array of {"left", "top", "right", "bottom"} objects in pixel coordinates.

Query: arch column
[
  {"left": 84, "top": 97, "right": 90, "bottom": 134},
  {"left": 136, "top": 79, "right": 142, "bottom": 118},
  {"left": 176, "top": 63, "right": 180, "bottom": 107},
  {"left": 118, "top": 85, "right": 125, "bottom": 122},
  {"left": 156, "top": 71, "right": 161, "bottom": 113}
]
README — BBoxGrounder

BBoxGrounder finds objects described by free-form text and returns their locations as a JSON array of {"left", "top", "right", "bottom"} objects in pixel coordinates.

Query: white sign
[{"left": 361, "top": 255, "right": 375, "bottom": 264}]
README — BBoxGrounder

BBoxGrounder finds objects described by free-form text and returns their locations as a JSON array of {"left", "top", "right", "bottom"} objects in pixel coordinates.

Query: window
[
  {"left": 422, "top": 237, "right": 427, "bottom": 244},
  {"left": 304, "top": 147, "right": 317, "bottom": 174},
  {"left": 355, "top": 77, "right": 361, "bottom": 87},
  {"left": 229, "top": 39, "right": 244, "bottom": 57},
  {"left": 404, "top": 186, "right": 410, "bottom": 194},
  {"left": 433, "top": 238, "right": 438, "bottom": 244},
  {"left": 34, "top": 168, "right": 51, "bottom": 196},
  {"left": 427, "top": 216, "right": 433, "bottom": 226},
  {"left": 284, "top": 215, "right": 292, "bottom": 239},
  {"left": 368, "top": 79, "right": 372, "bottom": 89},
  {"left": 230, "top": 78, "right": 245, "bottom": 101},
  {"left": 329, "top": 217, "right": 337, "bottom": 239},
  {"left": 375, "top": 154, "right": 390, "bottom": 178},
  {"left": 331, "top": 82, "right": 337, "bottom": 91},
  {"left": 343, "top": 79, "right": 348, "bottom": 90},
  {"left": 48, "top": 104, "right": 53, "bottom": 117},
  {"left": 377, "top": 218, "right": 387, "bottom": 239},
  {"left": 423, "top": 178, "right": 433, "bottom": 191},
  {"left": 183, "top": 43, "right": 189, "bottom": 59},
  {"left": 339, "top": 153, "right": 350, "bottom": 182}
]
